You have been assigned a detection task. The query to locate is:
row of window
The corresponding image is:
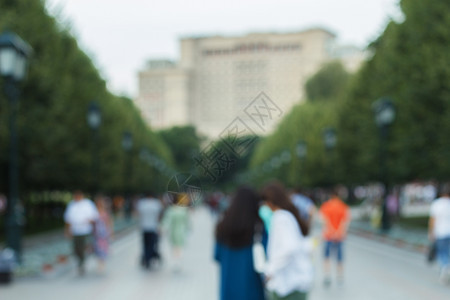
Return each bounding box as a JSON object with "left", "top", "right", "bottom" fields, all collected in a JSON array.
[{"left": 202, "top": 43, "right": 301, "bottom": 56}]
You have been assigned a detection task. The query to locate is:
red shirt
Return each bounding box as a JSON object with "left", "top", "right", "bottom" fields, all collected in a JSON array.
[{"left": 320, "top": 197, "right": 350, "bottom": 241}]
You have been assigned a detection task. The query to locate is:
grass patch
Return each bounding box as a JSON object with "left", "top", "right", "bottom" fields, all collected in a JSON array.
[{"left": 396, "top": 216, "right": 429, "bottom": 230}]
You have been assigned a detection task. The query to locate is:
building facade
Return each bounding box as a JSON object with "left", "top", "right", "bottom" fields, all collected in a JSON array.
[{"left": 137, "top": 28, "right": 364, "bottom": 137}]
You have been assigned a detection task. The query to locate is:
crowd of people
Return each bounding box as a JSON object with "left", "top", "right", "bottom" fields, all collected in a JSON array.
[
  {"left": 61, "top": 179, "right": 450, "bottom": 299},
  {"left": 63, "top": 190, "right": 191, "bottom": 275},
  {"left": 214, "top": 181, "right": 350, "bottom": 300}
]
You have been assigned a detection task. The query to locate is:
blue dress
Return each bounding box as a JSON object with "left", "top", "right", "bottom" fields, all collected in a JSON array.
[{"left": 214, "top": 242, "right": 266, "bottom": 300}]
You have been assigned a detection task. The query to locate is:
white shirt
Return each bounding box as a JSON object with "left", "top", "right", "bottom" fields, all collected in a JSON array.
[
  {"left": 430, "top": 197, "right": 450, "bottom": 239},
  {"left": 265, "top": 210, "right": 313, "bottom": 296},
  {"left": 64, "top": 199, "right": 99, "bottom": 236},
  {"left": 137, "top": 198, "right": 163, "bottom": 232}
]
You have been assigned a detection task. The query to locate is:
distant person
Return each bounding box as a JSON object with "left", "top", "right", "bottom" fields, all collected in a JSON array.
[
  {"left": 93, "top": 195, "right": 114, "bottom": 273},
  {"left": 137, "top": 192, "right": 163, "bottom": 269},
  {"left": 64, "top": 190, "right": 99, "bottom": 275},
  {"left": 291, "top": 188, "right": 316, "bottom": 232},
  {"left": 162, "top": 193, "right": 190, "bottom": 271},
  {"left": 319, "top": 189, "right": 350, "bottom": 287},
  {"left": 259, "top": 203, "right": 273, "bottom": 234},
  {"left": 208, "top": 192, "right": 221, "bottom": 217},
  {"left": 0, "top": 194, "right": 6, "bottom": 215},
  {"left": 215, "top": 186, "right": 266, "bottom": 300},
  {"left": 428, "top": 186, "right": 450, "bottom": 284},
  {"left": 262, "top": 182, "right": 313, "bottom": 300}
]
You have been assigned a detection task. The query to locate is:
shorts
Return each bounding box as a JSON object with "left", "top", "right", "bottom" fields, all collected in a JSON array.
[{"left": 324, "top": 240, "right": 343, "bottom": 262}]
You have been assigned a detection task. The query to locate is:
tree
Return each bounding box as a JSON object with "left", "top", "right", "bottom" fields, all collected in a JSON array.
[
  {"left": 0, "top": 0, "right": 173, "bottom": 195},
  {"left": 158, "top": 126, "right": 204, "bottom": 173},
  {"left": 336, "top": 0, "right": 450, "bottom": 184},
  {"left": 305, "top": 61, "right": 350, "bottom": 102}
]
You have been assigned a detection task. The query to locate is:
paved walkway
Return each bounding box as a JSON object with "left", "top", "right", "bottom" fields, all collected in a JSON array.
[
  {"left": 1, "top": 207, "right": 218, "bottom": 300},
  {"left": 348, "top": 206, "right": 429, "bottom": 253},
  {"left": 12, "top": 217, "right": 138, "bottom": 277},
  {"left": 349, "top": 220, "right": 429, "bottom": 252},
  {"left": 3, "top": 207, "right": 448, "bottom": 300}
]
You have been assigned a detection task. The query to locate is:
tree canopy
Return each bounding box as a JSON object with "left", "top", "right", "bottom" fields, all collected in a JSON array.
[
  {"left": 248, "top": 0, "right": 450, "bottom": 188},
  {"left": 0, "top": 0, "right": 173, "bottom": 195}
]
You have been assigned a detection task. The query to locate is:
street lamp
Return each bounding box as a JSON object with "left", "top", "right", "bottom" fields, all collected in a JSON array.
[
  {"left": 281, "top": 150, "right": 292, "bottom": 164},
  {"left": 296, "top": 140, "right": 307, "bottom": 159},
  {"left": 372, "top": 97, "right": 396, "bottom": 232},
  {"left": 122, "top": 131, "right": 133, "bottom": 220},
  {"left": 122, "top": 131, "right": 133, "bottom": 152},
  {"left": 323, "top": 128, "right": 337, "bottom": 150},
  {"left": 87, "top": 101, "right": 101, "bottom": 194},
  {"left": 296, "top": 140, "right": 307, "bottom": 185},
  {"left": 139, "top": 147, "right": 150, "bottom": 162},
  {"left": 323, "top": 128, "right": 337, "bottom": 186},
  {"left": 0, "top": 31, "right": 32, "bottom": 263}
]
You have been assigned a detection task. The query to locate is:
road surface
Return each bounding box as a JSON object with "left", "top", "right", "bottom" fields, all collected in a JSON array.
[{"left": 1, "top": 207, "right": 449, "bottom": 299}]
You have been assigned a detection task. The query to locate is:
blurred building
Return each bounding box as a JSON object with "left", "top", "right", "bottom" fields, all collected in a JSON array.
[
  {"left": 136, "top": 60, "right": 190, "bottom": 128},
  {"left": 137, "top": 28, "right": 365, "bottom": 137}
]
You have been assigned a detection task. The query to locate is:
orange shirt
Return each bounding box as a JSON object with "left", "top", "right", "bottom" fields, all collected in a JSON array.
[{"left": 320, "top": 197, "right": 350, "bottom": 241}]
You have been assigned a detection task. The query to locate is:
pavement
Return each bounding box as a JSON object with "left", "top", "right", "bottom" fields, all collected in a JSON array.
[
  {"left": 8, "top": 206, "right": 431, "bottom": 279},
  {"left": 348, "top": 207, "right": 429, "bottom": 253},
  {"left": 2, "top": 207, "right": 449, "bottom": 300},
  {"left": 10, "top": 216, "right": 138, "bottom": 278},
  {"left": 1, "top": 207, "right": 218, "bottom": 300},
  {"left": 349, "top": 220, "right": 429, "bottom": 253}
]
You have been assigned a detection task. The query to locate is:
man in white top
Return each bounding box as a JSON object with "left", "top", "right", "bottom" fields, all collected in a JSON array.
[
  {"left": 429, "top": 185, "right": 450, "bottom": 284},
  {"left": 137, "top": 192, "right": 163, "bottom": 269},
  {"left": 64, "top": 190, "right": 99, "bottom": 275}
]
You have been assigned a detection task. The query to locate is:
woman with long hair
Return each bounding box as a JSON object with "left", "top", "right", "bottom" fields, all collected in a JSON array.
[
  {"left": 262, "top": 181, "right": 313, "bottom": 300},
  {"left": 214, "top": 186, "right": 266, "bottom": 300}
]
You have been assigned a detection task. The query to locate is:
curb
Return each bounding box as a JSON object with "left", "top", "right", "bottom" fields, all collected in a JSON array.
[
  {"left": 13, "top": 221, "right": 138, "bottom": 280},
  {"left": 349, "top": 227, "right": 428, "bottom": 254}
]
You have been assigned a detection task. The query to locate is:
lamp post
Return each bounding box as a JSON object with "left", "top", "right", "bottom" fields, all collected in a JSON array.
[
  {"left": 296, "top": 140, "right": 307, "bottom": 160},
  {"left": 372, "top": 97, "right": 396, "bottom": 232},
  {"left": 296, "top": 140, "right": 307, "bottom": 185},
  {"left": 323, "top": 127, "right": 337, "bottom": 186},
  {"left": 87, "top": 101, "right": 101, "bottom": 195},
  {"left": 0, "top": 32, "right": 32, "bottom": 262},
  {"left": 122, "top": 131, "right": 133, "bottom": 220},
  {"left": 281, "top": 150, "right": 292, "bottom": 164}
]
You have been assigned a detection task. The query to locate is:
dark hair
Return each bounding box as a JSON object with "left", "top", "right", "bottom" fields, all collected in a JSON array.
[
  {"left": 262, "top": 181, "right": 309, "bottom": 236},
  {"left": 146, "top": 191, "right": 156, "bottom": 198},
  {"left": 215, "top": 186, "right": 262, "bottom": 248},
  {"left": 440, "top": 184, "right": 450, "bottom": 197},
  {"left": 329, "top": 187, "right": 339, "bottom": 198}
]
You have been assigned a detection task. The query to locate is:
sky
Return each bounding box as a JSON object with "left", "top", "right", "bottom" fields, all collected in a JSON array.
[{"left": 46, "top": 0, "right": 401, "bottom": 98}]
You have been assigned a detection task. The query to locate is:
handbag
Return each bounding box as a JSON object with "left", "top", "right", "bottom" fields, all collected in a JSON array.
[
  {"left": 427, "top": 241, "right": 437, "bottom": 264},
  {"left": 253, "top": 224, "right": 266, "bottom": 274}
]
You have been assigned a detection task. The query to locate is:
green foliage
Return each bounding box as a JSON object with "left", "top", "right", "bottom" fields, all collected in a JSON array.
[
  {"left": 250, "top": 0, "right": 450, "bottom": 188},
  {"left": 0, "top": 0, "right": 173, "bottom": 196},
  {"left": 337, "top": 0, "right": 450, "bottom": 184},
  {"left": 209, "top": 135, "right": 260, "bottom": 191},
  {"left": 305, "top": 61, "right": 350, "bottom": 102},
  {"left": 158, "top": 126, "right": 203, "bottom": 173},
  {"left": 250, "top": 101, "right": 338, "bottom": 187}
]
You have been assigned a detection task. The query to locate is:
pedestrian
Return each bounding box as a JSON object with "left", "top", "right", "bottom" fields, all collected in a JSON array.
[
  {"left": 428, "top": 185, "right": 450, "bottom": 284},
  {"left": 319, "top": 188, "right": 350, "bottom": 287},
  {"left": 214, "top": 186, "right": 266, "bottom": 300},
  {"left": 290, "top": 187, "right": 316, "bottom": 232},
  {"left": 136, "top": 192, "right": 163, "bottom": 269},
  {"left": 162, "top": 193, "right": 190, "bottom": 271},
  {"left": 262, "top": 181, "right": 313, "bottom": 300},
  {"left": 259, "top": 203, "right": 273, "bottom": 234},
  {"left": 93, "top": 195, "right": 114, "bottom": 273},
  {"left": 64, "top": 190, "right": 99, "bottom": 275}
]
